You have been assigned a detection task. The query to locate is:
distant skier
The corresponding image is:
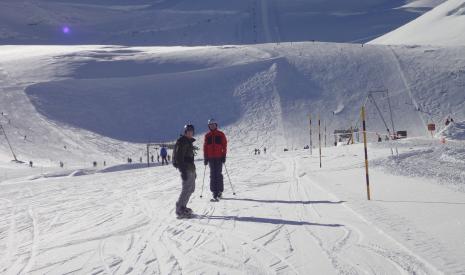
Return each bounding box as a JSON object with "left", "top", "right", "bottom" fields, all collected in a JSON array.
[
  {"left": 160, "top": 146, "right": 168, "bottom": 165},
  {"left": 446, "top": 117, "right": 455, "bottom": 126},
  {"left": 203, "top": 119, "right": 227, "bottom": 201},
  {"left": 263, "top": 147, "right": 267, "bottom": 154},
  {"left": 29, "top": 161, "right": 33, "bottom": 167},
  {"left": 173, "top": 124, "right": 196, "bottom": 218}
]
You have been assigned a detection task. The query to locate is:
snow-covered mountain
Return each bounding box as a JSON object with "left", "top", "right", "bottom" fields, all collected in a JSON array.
[
  {"left": 0, "top": 0, "right": 439, "bottom": 45},
  {"left": 371, "top": 0, "right": 465, "bottom": 46}
]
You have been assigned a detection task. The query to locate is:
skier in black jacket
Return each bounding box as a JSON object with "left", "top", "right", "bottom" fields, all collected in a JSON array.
[{"left": 173, "top": 124, "right": 196, "bottom": 218}]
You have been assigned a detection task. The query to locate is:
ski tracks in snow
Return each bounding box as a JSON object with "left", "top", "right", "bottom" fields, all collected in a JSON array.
[
  {"left": 256, "top": 154, "right": 438, "bottom": 275},
  {"left": 290, "top": 155, "right": 440, "bottom": 274},
  {"left": 0, "top": 151, "right": 444, "bottom": 274}
]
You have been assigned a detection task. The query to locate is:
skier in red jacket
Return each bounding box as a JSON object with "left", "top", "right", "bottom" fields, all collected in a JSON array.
[{"left": 203, "top": 119, "right": 227, "bottom": 201}]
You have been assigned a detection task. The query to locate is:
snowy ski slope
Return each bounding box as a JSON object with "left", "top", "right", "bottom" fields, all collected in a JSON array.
[
  {"left": 1, "top": 43, "right": 465, "bottom": 163},
  {"left": 1, "top": 139, "right": 465, "bottom": 274}
]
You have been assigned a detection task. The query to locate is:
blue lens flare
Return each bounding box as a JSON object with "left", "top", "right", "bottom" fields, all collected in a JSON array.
[{"left": 62, "top": 26, "right": 70, "bottom": 34}]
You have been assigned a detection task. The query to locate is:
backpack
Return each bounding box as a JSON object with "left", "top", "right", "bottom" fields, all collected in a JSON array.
[{"left": 172, "top": 139, "right": 181, "bottom": 168}]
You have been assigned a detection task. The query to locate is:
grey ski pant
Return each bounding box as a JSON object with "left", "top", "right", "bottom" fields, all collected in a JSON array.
[{"left": 176, "top": 170, "right": 196, "bottom": 209}]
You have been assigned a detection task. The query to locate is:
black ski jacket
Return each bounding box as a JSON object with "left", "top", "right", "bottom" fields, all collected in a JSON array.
[{"left": 175, "top": 136, "right": 196, "bottom": 172}]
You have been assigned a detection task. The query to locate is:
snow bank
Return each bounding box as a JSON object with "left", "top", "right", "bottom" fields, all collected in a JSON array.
[
  {"left": 373, "top": 138, "right": 465, "bottom": 192},
  {"left": 437, "top": 121, "right": 465, "bottom": 140}
]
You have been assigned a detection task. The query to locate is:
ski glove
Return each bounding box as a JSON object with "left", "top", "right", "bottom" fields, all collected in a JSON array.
[
  {"left": 181, "top": 170, "right": 188, "bottom": 181},
  {"left": 204, "top": 159, "right": 209, "bottom": 166},
  {"left": 221, "top": 156, "right": 226, "bottom": 163}
]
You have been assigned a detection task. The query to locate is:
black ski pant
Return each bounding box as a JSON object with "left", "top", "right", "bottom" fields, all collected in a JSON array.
[
  {"left": 209, "top": 158, "right": 224, "bottom": 195},
  {"left": 162, "top": 156, "right": 168, "bottom": 165}
]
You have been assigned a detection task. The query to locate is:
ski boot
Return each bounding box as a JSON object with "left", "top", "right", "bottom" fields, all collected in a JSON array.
[{"left": 176, "top": 206, "right": 194, "bottom": 219}]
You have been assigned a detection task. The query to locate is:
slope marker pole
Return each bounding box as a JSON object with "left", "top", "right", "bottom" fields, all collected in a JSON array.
[
  {"left": 200, "top": 165, "right": 207, "bottom": 198},
  {"left": 361, "top": 106, "right": 371, "bottom": 200}
]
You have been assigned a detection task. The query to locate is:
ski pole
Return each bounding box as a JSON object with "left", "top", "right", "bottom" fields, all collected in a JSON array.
[
  {"left": 200, "top": 165, "right": 207, "bottom": 198},
  {"left": 223, "top": 163, "right": 236, "bottom": 195}
]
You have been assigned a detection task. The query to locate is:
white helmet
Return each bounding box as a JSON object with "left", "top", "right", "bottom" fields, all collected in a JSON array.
[{"left": 208, "top": 118, "right": 217, "bottom": 126}]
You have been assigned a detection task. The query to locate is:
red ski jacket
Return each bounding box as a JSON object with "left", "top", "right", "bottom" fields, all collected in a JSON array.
[{"left": 204, "top": 129, "right": 227, "bottom": 159}]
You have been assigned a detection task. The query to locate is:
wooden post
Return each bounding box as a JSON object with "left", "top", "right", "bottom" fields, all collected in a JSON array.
[
  {"left": 146, "top": 144, "right": 150, "bottom": 167},
  {"left": 309, "top": 115, "right": 313, "bottom": 155},
  {"left": 361, "top": 107, "right": 371, "bottom": 200},
  {"left": 318, "top": 116, "right": 322, "bottom": 168}
]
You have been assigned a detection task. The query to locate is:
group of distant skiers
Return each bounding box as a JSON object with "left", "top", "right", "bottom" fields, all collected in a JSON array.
[
  {"left": 173, "top": 119, "right": 228, "bottom": 218},
  {"left": 253, "top": 147, "right": 266, "bottom": 155},
  {"left": 125, "top": 146, "right": 171, "bottom": 166}
]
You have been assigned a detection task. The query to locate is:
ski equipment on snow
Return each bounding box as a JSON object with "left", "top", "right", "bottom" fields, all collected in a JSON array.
[
  {"left": 200, "top": 165, "right": 207, "bottom": 198},
  {"left": 224, "top": 163, "right": 236, "bottom": 195}
]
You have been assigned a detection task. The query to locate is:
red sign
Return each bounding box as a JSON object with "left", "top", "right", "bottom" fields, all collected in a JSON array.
[{"left": 427, "top": 123, "right": 436, "bottom": 131}]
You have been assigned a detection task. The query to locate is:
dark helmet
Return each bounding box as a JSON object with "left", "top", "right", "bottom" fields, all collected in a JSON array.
[{"left": 184, "top": 124, "right": 195, "bottom": 134}]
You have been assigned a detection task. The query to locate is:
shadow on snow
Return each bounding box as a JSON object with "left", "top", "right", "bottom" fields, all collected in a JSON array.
[
  {"left": 194, "top": 215, "right": 344, "bottom": 227},
  {"left": 221, "top": 197, "right": 346, "bottom": 205}
]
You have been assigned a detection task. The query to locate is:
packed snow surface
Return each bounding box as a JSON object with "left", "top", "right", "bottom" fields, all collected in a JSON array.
[{"left": 1, "top": 141, "right": 465, "bottom": 274}]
